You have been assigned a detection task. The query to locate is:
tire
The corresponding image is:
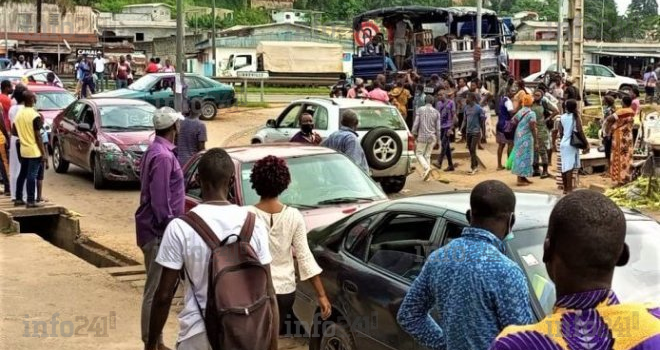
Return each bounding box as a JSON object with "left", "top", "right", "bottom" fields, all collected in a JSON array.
[
  {"left": 620, "top": 85, "right": 633, "bottom": 95},
  {"left": 319, "top": 321, "right": 355, "bottom": 350},
  {"left": 52, "top": 141, "right": 69, "bottom": 174},
  {"left": 199, "top": 101, "right": 218, "bottom": 121},
  {"left": 92, "top": 156, "right": 107, "bottom": 190},
  {"left": 380, "top": 176, "right": 406, "bottom": 194},
  {"left": 251, "top": 139, "right": 262, "bottom": 144},
  {"left": 361, "top": 127, "right": 403, "bottom": 171}
]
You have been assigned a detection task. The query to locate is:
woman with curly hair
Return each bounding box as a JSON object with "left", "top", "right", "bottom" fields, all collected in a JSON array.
[{"left": 248, "top": 155, "right": 331, "bottom": 337}]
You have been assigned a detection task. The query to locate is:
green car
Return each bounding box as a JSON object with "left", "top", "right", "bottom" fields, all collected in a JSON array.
[{"left": 93, "top": 73, "right": 236, "bottom": 120}]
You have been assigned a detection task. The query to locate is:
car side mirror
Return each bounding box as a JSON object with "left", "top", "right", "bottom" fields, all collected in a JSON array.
[
  {"left": 77, "top": 123, "right": 92, "bottom": 133},
  {"left": 266, "top": 119, "right": 277, "bottom": 128}
]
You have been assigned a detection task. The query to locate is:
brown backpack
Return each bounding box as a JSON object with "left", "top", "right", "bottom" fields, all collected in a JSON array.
[{"left": 180, "top": 211, "right": 274, "bottom": 350}]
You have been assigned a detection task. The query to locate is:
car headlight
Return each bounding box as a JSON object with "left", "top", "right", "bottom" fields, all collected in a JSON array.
[{"left": 99, "top": 142, "right": 122, "bottom": 153}]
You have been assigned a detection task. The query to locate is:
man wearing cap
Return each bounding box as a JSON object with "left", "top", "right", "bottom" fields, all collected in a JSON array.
[{"left": 135, "top": 107, "right": 185, "bottom": 350}]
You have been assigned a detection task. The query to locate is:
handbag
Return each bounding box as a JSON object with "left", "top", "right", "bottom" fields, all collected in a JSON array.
[{"left": 569, "top": 117, "right": 586, "bottom": 149}]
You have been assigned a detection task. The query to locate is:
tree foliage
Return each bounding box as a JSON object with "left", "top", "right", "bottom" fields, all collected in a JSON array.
[{"left": 186, "top": 8, "right": 271, "bottom": 29}]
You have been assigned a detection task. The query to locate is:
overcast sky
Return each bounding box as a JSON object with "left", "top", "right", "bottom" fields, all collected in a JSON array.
[{"left": 613, "top": 0, "right": 660, "bottom": 14}]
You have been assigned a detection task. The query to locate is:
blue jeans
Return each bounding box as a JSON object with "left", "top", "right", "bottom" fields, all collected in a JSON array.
[
  {"left": 15, "top": 157, "right": 41, "bottom": 203},
  {"left": 385, "top": 56, "right": 397, "bottom": 72},
  {"left": 81, "top": 77, "right": 95, "bottom": 98},
  {"left": 437, "top": 127, "right": 454, "bottom": 168},
  {"left": 96, "top": 72, "right": 105, "bottom": 91},
  {"left": 116, "top": 79, "right": 128, "bottom": 89}
]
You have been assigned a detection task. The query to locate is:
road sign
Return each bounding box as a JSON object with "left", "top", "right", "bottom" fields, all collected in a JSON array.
[
  {"left": 237, "top": 71, "right": 270, "bottom": 79},
  {"left": 354, "top": 21, "right": 380, "bottom": 46}
]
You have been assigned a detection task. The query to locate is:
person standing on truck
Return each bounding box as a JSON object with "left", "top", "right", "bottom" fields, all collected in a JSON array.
[
  {"left": 393, "top": 17, "right": 411, "bottom": 71},
  {"left": 365, "top": 33, "right": 397, "bottom": 72}
]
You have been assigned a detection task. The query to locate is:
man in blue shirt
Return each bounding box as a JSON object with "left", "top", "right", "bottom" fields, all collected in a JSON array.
[
  {"left": 321, "top": 110, "right": 369, "bottom": 172},
  {"left": 397, "top": 180, "right": 533, "bottom": 350},
  {"left": 462, "top": 92, "right": 483, "bottom": 175}
]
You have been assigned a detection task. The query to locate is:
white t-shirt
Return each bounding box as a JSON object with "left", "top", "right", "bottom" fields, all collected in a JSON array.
[
  {"left": 156, "top": 204, "right": 272, "bottom": 342},
  {"left": 93, "top": 57, "right": 106, "bottom": 73},
  {"left": 503, "top": 97, "right": 514, "bottom": 112},
  {"left": 395, "top": 20, "right": 408, "bottom": 40}
]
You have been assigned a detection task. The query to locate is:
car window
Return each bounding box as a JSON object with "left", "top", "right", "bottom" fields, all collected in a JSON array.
[
  {"left": 595, "top": 66, "right": 615, "bottom": 77},
  {"left": 442, "top": 221, "right": 466, "bottom": 246},
  {"left": 64, "top": 102, "right": 85, "bottom": 121},
  {"left": 78, "top": 105, "right": 95, "bottom": 128},
  {"left": 584, "top": 65, "right": 596, "bottom": 76},
  {"left": 303, "top": 104, "right": 329, "bottom": 130},
  {"left": 345, "top": 216, "right": 376, "bottom": 257},
  {"left": 346, "top": 107, "right": 406, "bottom": 130},
  {"left": 186, "top": 156, "right": 237, "bottom": 203},
  {"left": 186, "top": 77, "right": 202, "bottom": 90},
  {"left": 32, "top": 73, "right": 48, "bottom": 83},
  {"left": 360, "top": 213, "right": 437, "bottom": 281},
  {"left": 129, "top": 74, "right": 159, "bottom": 91},
  {"left": 99, "top": 105, "right": 154, "bottom": 131},
  {"left": 36, "top": 92, "right": 76, "bottom": 110},
  {"left": 278, "top": 104, "right": 302, "bottom": 128}
]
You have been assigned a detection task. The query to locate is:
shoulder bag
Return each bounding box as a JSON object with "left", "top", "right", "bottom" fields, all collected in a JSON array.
[{"left": 569, "top": 115, "right": 587, "bottom": 149}]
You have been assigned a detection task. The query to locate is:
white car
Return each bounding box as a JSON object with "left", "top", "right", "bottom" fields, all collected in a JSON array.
[
  {"left": 251, "top": 98, "right": 415, "bottom": 193},
  {"left": 540, "top": 63, "right": 637, "bottom": 94},
  {"left": 643, "top": 112, "right": 660, "bottom": 153}
]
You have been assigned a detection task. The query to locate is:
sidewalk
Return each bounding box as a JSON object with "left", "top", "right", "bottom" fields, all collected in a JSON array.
[{"left": 0, "top": 233, "right": 179, "bottom": 349}]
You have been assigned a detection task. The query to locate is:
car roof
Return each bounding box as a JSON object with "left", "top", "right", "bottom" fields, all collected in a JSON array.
[
  {"left": 27, "top": 84, "right": 68, "bottom": 92},
  {"left": 224, "top": 143, "right": 337, "bottom": 163},
  {"left": 82, "top": 98, "right": 156, "bottom": 107},
  {"left": 0, "top": 68, "right": 53, "bottom": 76},
  {"left": 391, "top": 191, "right": 653, "bottom": 230},
  {"left": 292, "top": 97, "right": 393, "bottom": 109}
]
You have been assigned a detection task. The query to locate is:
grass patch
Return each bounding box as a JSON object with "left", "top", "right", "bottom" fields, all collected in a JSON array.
[
  {"left": 234, "top": 101, "right": 271, "bottom": 108},
  {"left": 241, "top": 86, "right": 329, "bottom": 95}
]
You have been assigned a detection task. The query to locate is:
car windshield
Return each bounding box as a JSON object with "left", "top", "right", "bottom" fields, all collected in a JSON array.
[
  {"left": 128, "top": 75, "right": 159, "bottom": 91},
  {"left": 509, "top": 220, "right": 660, "bottom": 317},
  {"left": 36, "top": 92, "right": 75, "bottom": 110},
  {"left": 240, "top": 153, "right": 386, "bottom": 208},
  {"left": 344, "top": 107, "right": 406, "bottom": 131},
  {"left": 99, "top": 105, "right": 155, "bottom": 131}
]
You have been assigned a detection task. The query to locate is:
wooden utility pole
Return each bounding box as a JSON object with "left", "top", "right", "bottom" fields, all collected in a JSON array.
[
  {"left": 568, "top": 0, "right": 584, "bottom": 111},
  {"left": 212, "top": 0, "right": 217, "bottom": 77}
]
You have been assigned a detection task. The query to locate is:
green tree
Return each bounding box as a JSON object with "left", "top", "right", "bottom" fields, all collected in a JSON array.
[
  {"left": 584, "top": 0, "right": 620, "bottom": 41},
  {"left": 507, "top": 0, "right": 559, "bottom": 20}
]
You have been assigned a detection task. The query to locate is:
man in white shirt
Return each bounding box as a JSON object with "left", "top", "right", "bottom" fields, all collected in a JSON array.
[
  {"left": 146, "top": 147, "right": 276, "bottom": 350},
  {"left": 93, "top": 53, "right": 107, "bottom": 92},
  {"left": 393, "top": 17, "right": 410, "bottom": 70}
]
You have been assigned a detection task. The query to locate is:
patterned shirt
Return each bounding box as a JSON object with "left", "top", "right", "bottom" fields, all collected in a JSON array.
[
  {"left": 436, "top": 99, "right": 455, "bottom": 130},
  {"left": 321, "top": 126, "right": 369, "bottom": 172},
  {"left": 176, "top": 118, "right": 207, "bottom": 167},
  {"left": 412, "top": 104, "right": 440, "bottom": 143},
  {"left": 397, "top": 227, "right": 534, "bottom": 350},
  {"left": 491, "top": 290, "right": 660, "bottom": 349}
]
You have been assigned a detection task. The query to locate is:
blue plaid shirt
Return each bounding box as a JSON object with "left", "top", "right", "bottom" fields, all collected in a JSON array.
[
  {"left": 397, "top": 227, "right": 533, "bottom": 350},
  {"left": 321, "top": 126, "right": 369, "bottom": 172}
]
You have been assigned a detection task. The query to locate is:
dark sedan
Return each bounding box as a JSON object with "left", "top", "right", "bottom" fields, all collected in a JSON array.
[
  {"left": 92, "top": 73, "right": 235, "bottom": 120},
  {"left": 293, "top": 192, "right": 660, "bottom": 350}
]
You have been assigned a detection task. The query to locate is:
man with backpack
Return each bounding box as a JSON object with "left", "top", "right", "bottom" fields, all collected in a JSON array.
[{"left": 146, "top": 148, "right": 277, "bottom": 350}]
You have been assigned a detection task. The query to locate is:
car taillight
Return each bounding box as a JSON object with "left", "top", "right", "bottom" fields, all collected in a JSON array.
[{"left": 407, "top": 132, "right": 415, "bottom": 151}]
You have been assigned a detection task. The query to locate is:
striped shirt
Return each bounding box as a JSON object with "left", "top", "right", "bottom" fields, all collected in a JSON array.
[{"left": 412, "top": 104, "right": 440, "bottom": 143}]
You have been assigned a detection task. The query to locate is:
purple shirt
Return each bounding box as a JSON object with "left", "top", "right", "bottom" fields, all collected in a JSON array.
[
  {"left": 436, "top": 99, "right": 455, "bottom": 130},
  {"left": 135, "top": 136, "right": 185, "bottom": 247},
  {"left": 176, "top": 118, "right": 207, "bottom": 167}
]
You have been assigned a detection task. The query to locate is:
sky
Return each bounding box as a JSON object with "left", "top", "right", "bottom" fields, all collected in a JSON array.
[{"left": 613, "top": 0, "right": 660, "bottom": 14}]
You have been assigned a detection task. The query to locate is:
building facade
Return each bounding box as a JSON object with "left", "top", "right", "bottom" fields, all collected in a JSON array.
[{"left": 97, "top": 4, "right": 180, "bottom": 43}]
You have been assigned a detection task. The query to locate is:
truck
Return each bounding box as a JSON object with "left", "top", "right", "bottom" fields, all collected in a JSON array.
[
  {"left": 351, "top": 6, "right": 514, "bottom": 84},
  {"left": 220, "top": 41, "right": 348, "bottom": 78}
]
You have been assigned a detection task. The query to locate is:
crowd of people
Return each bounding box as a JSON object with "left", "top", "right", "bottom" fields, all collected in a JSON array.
[{"left": 0, "top": 82, "right": 49, "bottom": 208}]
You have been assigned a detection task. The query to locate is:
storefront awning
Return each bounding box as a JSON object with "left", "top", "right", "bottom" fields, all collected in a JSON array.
[
  {"left": 593, "top": 51, "right": 660, "bottom": 58},
  {"left": 16, "top": 46, "right": 72, "bottom": 54}
]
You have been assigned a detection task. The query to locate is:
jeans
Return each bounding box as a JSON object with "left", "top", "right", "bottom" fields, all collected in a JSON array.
[
  {"left": 81, "top": 77, "right": 95, "bottom": 98},
  {"left": 116, "top": 79, "right": 128, "bottom": 89},
  {"left": 415, "top": 138, "right": 435, "bottom": 173},
  {"left": 438, "top": 128, "right": 454, "bottom": 168},
  {"left": 141, "top": 238, "right": 164, "bottom": 345},
  {"left": 467, "top": 133, "right": 480, "bottom": 170},
  {"left": 15, "top": 157, "right": 41, "bottom": 203},
  {"left": 385, "top": 56, "right": 397, "bottom": 72},
  {"left": 95, "top": 72, "right": 105, "bottom": 91}
]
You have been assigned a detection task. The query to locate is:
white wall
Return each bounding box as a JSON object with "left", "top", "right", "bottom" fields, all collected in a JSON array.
[
  {"left": 271, "top": 11, "right": 307, "bottom": 24},
  {"left": 508, "top": 50, "right": 556, "bottom": 71}
]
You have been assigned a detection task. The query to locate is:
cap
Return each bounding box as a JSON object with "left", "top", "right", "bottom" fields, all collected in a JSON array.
[{"left": 153, "top": 107, "right": 184, "bottom": 130}]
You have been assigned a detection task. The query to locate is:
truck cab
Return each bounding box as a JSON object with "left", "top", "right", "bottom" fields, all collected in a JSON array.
[
  {"left": 352, "top": 6, "right": 512, "bottom": 81},
  {"left": 222, "top": 53, "right": 258, "bottom": 77}
]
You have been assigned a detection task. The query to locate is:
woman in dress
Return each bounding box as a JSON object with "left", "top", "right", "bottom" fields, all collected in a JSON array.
[
  {"left": 558, "top": 99, "right": 589, "bottom": 194},
  {"left": 608, "top": 96, "right": 635, "bottom": 186},
  {"left": 510, "top": 94, "right": 538, "bottom": 186},
  {"left": 248, "top": 156, "right": 331, "bottom": 337}
]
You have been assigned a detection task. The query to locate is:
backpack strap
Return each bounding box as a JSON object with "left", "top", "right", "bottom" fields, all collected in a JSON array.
[
  {"left": 239, "top": 212, "right": 256, "bottom": 243},
  {"left": 180, "top": 211, "right": 222, "bottom": 250}
]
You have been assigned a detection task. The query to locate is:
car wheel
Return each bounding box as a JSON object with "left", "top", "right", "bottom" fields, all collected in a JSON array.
[
  {"left": 199, "top": 101, "right": 218, "bottom": 121},
  {"left": 380, "top": 176, "right": 406, "bottom": 194},
  {"left": 319, "top": 321, "right": 355, "bottom": 350},
  {"left": 361, "top": 127, "right": 403, "bottom": 171},
  {"left": 52, "top": 141, "right": 69, "bottom": 174},
  {"left": 92, "top": 156, "right": 107, "bottom": 190},
  {"left": 620, "top": 85, "right": 633, "bottom": 95},
  {"left": 251, "top": 139, "right": 262, "bottom": 144}
]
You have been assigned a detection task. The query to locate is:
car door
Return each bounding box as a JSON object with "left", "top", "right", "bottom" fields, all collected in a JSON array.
[
  {"left": 339, "top": 210, "right": 443, "bottom": 350},
  {"left": 583, "top": 65, "right": 596, "bottom": 92},
  {"left": 595, "top": 65, "right": 618, "bottom": 91},
  {"left": 265, "top": 103, "right": 303, "bottom": 143},
  {"left": 55, "top": 101, "right": 85, "bottom": 164},
  {"left": 144, "top": 77, "right": 175, "bottom": 109},
  {"left": 72, "top": 104, "right": 97, "bottom": 169},
  {"left": 185, "top": 76, "right": 206, "bottom": 100}
]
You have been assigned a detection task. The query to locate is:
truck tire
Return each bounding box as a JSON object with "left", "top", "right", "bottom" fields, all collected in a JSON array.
[{"left": 361, "top": 127, "right": 403, "bottom": 171}]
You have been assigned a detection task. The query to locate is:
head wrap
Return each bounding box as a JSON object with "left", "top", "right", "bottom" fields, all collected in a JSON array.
[{"left": 521, "top": 94, "right": 534, "bottom": 107}]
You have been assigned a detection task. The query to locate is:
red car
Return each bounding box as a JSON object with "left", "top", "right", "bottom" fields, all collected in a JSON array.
[
  {"left": 51, "top": 98, "right": 156, "bottom": 189},
  {"left": 30, "top": 84, "right": 76, "bottom": 144},
  {"left": 183, "top": 144, "right": 389, "bottom": 230}
]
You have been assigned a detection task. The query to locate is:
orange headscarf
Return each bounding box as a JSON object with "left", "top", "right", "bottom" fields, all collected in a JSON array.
[{"left": 521, "top": 94, "right": 534, "bottom": 107}]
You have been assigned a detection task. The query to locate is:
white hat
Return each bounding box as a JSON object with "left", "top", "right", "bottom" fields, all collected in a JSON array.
[{"left": 153, "top": 107, "right": 184, "bottom": 130}]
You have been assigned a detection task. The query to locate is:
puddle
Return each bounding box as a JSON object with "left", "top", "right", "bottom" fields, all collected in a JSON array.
[{"left": 14, "top": 214, "right": 140, "bottom": 268}]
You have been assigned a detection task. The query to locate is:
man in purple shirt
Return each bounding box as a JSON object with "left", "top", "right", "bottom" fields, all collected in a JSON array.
[
  {"left": 435, "top": 90, "right": 455, "bottom": 171},
  {"left": 135, "top": 106, "right": 185, "bottom": 350}
]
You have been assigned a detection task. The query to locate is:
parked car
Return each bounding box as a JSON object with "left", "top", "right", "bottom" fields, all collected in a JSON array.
[
  {"left": 538, "top": 63, "right": 638, "bottom": 94},
  {"left": 251, "top": 98, "right": 416, "bottom": 193},
  {"left": 31, "top": 85, "right": 76, "bottom": 147},
  {"left": 92, "top": 73, "right": 236, "bottom": 121},
  {"left": 0, "top": 58, "right": 10, "bottom": 71},
  {"left": 51, "top": 98, "right": 156, "bottom": 189},
  {"left": 293, "top": 191, "right": 660, "bottom": 350},
  {"left": 182, "top": 143, "right": 389, "bottom": 230},
  {"left": 0, "top": 68, "right": 64, "bottom": 87}
]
